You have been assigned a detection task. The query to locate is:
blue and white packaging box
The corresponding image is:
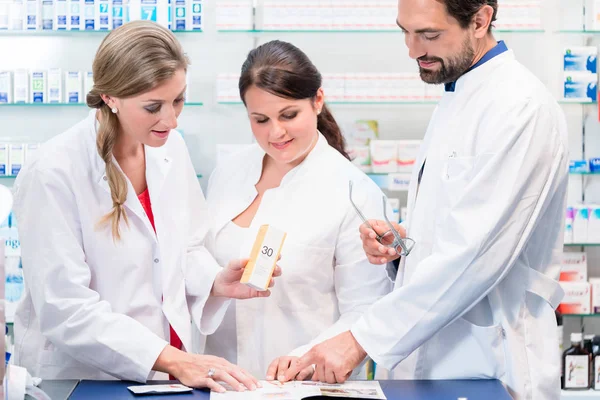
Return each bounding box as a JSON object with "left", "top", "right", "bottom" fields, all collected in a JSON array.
[
  {"left": 30, "top": 70, "right": 47, "bottom": 103},
  {"left": 570, "top": 160, "right": 588, "bottom": 173},
  {"left": 564, "top": 47, "right": 598, "bottom": 74},
  {"left": 13, "top": 69, "right": 28, "bottom": 103},
  {"left": 54, "top": 0, "right": 67, "bottom": 29},
  {"left": 9, "top": 0, "right": 24, "bottom": 30},
  {"left": 0, "top": 71, "right": 12, "bottom": 103},
  {"left": 68, "top": 0, "right": 83, "bottom": 29},
  {"left": 564, "top": 72, "right": 598, "bottom": 102},
  {"left": 24, "top": 0, "right": 40, "bottom": 29},
  {"left": 65, "top": 71, "right": 83, "bottom": 103},
  {"left": 41, "top": 0, "right": 53, "bottom": 29},
  {"left": 0, "top": 1, "right": 9, "bottom": 29},
  {"left": 84, "top": 0, "right": 95, "bottom": 29},
  {"left": 95, "top": 0, "right": 111, "bottom": 30},
  {"left": 112, "top": 0, "right": 127, "bottom": 28},
  {"left": 8, "top": 144, "right": 24, "bottom": 176}
]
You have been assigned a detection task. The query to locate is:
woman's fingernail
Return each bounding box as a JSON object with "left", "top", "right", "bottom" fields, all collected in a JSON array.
[
  {"left": 218, "top": 388, "right": 226, "bottom": 393},
  {"left": 251, "top": 384, "right": 257, "bottom": 390},
  {"left": 257, "top": 382, "right": 263, "bottom": 388},
  {"left": 266, "top": 375, "right": 273, "bottom": 380},
  {"left": 278, "top": 375, "right": 284, "bottom": 381}
]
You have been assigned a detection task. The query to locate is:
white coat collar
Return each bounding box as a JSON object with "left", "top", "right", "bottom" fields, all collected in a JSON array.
[
  {"left": 447, "top": 50, "right": 515, "bottom": 94},
  {"left": 87, "top": 109, "right": 173, "bottom": 239},
  {"left": 245, "top": 131, "right": 329, "bottom": 189}
]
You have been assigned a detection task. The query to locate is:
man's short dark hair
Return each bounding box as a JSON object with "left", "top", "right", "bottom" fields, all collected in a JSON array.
[{"left": 439, "top": 0, "right": 498, "bottom": 31}]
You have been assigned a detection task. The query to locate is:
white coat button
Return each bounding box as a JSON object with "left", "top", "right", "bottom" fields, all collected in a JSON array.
[
  {"left": 102, "top": 176, "right": 107, "bottom": 181},
  {"left": 164, "top": 158, "right": 169, "bottom": 163},
  {"left": 154, "top": 258, "right": 159, "bottom": 263}
]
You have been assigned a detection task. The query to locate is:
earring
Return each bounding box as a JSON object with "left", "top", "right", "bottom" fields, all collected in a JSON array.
[
  {"left": 317, "top": 109, "right": 322, "bottom": 115},
  {"left": 111, "top": 107, "right": 118, "bottom": 114}
]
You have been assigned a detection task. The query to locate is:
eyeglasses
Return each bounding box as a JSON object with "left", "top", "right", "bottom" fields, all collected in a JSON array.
[{"left": 349, "top": 181, "right": 415, "bottom": 257}]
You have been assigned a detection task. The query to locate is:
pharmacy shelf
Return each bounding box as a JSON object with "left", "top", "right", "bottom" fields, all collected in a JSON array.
[
  {"left": 217, "top": 29, "right": 544, "bottom": 34},
  {"left": 559, "top": 100, "right": 597, "bottom": 105},
  {"left": 570, "top": 172, "right": 600, "bottom": 175},
  {"left": 561, "top": 389, "right": 600, "bottom": 398},
  {"left": 559, "top": 30, "right": 600, "bottom": 34},
  {"left": 0, "top": 174, "right": 203, "bottom": 180},
  {"left": 561, "top": 314, "right": 600, "bottom": 318},
  {"left": 0, "top": 29, "right": 202, "bottom": 36},
  {"left": 0, "top": 102, "right": 204, "bottom": 107},
  {"left": 217, "top": 101, "right": 439, "bottom": 105},
  {"left": 564, "top": 243, "right": 600, "bottom": 247}
]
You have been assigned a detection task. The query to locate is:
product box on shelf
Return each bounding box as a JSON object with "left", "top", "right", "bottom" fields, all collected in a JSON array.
[
  {"left": 0, "top": 71, "right": 12, "bottom": 104},
  {"left": 560, "top": 252, "right": 587, "bottom": 282},
  {"left": 558, "top": 281, "right": 592, "bottom": 314}
]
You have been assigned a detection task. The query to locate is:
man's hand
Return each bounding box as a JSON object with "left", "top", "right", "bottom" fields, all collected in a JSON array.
[
  {"left": 283, "top": 331, "right": 367, "bottom": 384},
  {"left": 359, "top": 220, "right": 405, "bottom": 264},
  {"left": 266, "top": 356, "right": 314, "bottom": 382},
  {"left": 211, "top": 258, "right": 282, "bottom": 299}
]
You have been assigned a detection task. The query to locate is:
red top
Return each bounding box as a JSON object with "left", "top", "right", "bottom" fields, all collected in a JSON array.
[{"left": 138, "top": 188, "right": 183, "bottom": 353}]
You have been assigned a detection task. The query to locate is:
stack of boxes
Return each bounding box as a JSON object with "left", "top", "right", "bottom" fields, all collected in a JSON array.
[
  {"left": 0, "top": 69, "right": 92, "bottom": 104},
  {"left": 0, "top": 0, "right": 202, "bottom": 30},
  {"left": 563, "top": 46, "right": 598, "bottom": 103}
]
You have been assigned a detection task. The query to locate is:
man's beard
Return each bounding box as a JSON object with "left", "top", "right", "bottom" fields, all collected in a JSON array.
[{"left": 418, "top": 37, "right": 475, "bottom": 85}]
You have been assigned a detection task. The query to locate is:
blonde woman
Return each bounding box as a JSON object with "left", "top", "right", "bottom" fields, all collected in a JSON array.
[{"left": 12, "top": 21, "right": 274, "bottom": 392}]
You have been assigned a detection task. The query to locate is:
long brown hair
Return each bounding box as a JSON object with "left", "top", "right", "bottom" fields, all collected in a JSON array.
[
  {"left": 239, "top": 40, "right": 349, "bottom": 160},
  {"left": 86, "top": 20, "right": 189, "bottom": 240}
]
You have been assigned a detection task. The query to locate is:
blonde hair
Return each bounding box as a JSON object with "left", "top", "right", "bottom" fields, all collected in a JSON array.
[{"left": 86, "top": 20, "right": 189, "bottom": 240}]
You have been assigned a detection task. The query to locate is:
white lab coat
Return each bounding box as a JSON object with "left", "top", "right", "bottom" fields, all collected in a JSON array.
[
  {"left": 200, "top": 133, "right": 393, "bottom": 378},
  {"left": 12, "top": 110, "right": 229, "bottom": 382},
  {"left": 351, "top": 50, "right": 568, "bottom": 400}
]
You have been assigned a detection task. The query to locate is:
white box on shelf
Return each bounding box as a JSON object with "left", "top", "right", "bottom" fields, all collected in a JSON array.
[
  {"left": 30, "top": 70, "right": 47, "bottom": 103},
  {"left": 588, "top": 204, "right": 600, "bottom": 243},
  {"left": 388, "top": 173, "right": 411, "bottom": 192},
  {"left": 370, "top": 140, "right": 397, "bottom": 173},
  {"left": 129, "top": 0, "right": 170, "bottom": 28},
  {"left": 84, "top": 71, "right": 93, "bottom": 98},
  {"left": 558, "top": 281, "right": 591, "bottom": 314},
  {"left": 95, "top": 0, "right": 111, "bottom": 30},
  {"left": 68, "top": 0, "right": 83, "bottom": 29},
  {"left": 47, "top": 68, "right": 62, "bottom": 103},
  {"left": 322, "top": 73, "right": 345, "bottom": 102},
  {"left": 25, "top": 143, "right": 40, "bottom": 163},
  {"left": 13, "top": 69, "right": 28, "bottom": 103},
  {"left": 216, "top": 0, "right": 253, "bottom": 31},
  {"left": 190, "top": 0, "right": 201, "bottom": 30},
  {"left": 8, "top": 144, "right": 24, "bottom": 176},
  {"left": 0, "top": 71, "right": 12, "bottom": 103},
  {"left": 24, "top": 0, "right": 40, "bottom": 29},
  {"left": 54, "top": 0, "right": 67, "bottom": 28},
  {"left": 563, "top": 71, "right": 598, "bottom": 102},
  {"left": 216, "top": 74, "right": 241, "bottom": 103},
  {"left": 9, "top": 0, "right": 24, "bottom": 30},
  {"left": 565, "top": 206, "right": 575, "bottom": 244},
  {"left": 0, "top": 145, "right": 7, "bottom": 176},
  {"left": 564, "top": 47, "right": 598, "bottom": 74},
  {"left": 65, "top": 71, "right": 83, "bottom": 103},
  {"left": 590, "top": 278, "right": 600, "bottom": 314},
  {"left": 560, "top": 252, "right": 587, "bottom": 282},
  {"left": 387, "top": 197, "right": 400, "bottom": 222},
  {"left": 587, "top": 0, "right": 600, "bottom": 31},
  {"left": 396, "top": 140, "right": 421, "bottom": 173},
  {"left": 41, "top": 0, "right": 53, "bottom": 29},
  {"left": 111, "top": 0, "right": 126, "bottom": 28},
  {"left": 84, "top": 0, "right": 95, "bottom": 29},
  {"left": 347, "top": 145, "right": 370, "bottom": 172},
  {"left": 574, "top": 205, "right": 590, "bottom": 243},
  {"left": 0, "top": 0, "right": 9, "bottom": 29}
]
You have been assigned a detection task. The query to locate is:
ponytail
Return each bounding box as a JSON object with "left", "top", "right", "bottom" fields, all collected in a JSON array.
[
  {"left": 87, "top": 91, "right": 129, "bottom": 241},
  {"left": 317, "top": 104, "right": 349, "bottom": 160}
]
